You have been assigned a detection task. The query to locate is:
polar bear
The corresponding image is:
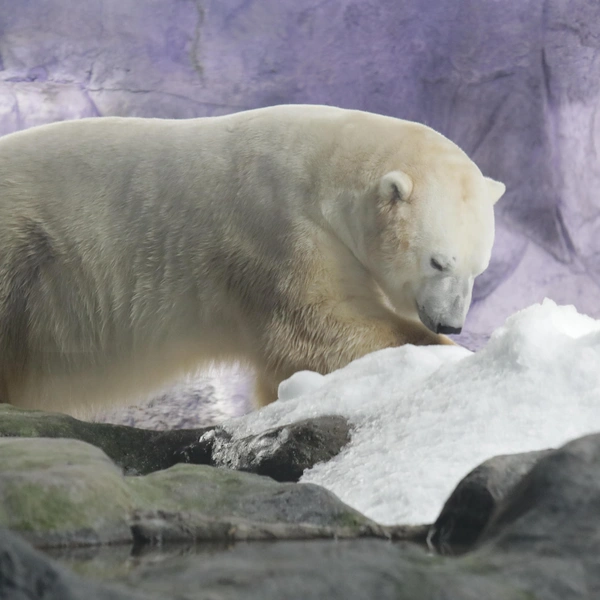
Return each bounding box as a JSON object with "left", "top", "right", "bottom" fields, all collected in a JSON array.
[{"left": 0, "top": 105, "right": 504, "bottom": 414}]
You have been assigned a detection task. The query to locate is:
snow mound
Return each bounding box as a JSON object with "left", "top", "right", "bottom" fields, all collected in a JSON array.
[{"left": 225, "top": 300, "right": 600, "bottom": 525}]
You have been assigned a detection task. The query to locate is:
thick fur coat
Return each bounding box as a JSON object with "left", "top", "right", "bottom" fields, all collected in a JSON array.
[{"left": 0, "top": 105, "right": 504, "bottom": 413}]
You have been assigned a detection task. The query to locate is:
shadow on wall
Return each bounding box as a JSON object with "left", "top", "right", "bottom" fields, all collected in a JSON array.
[{"left": 1, "top": 0, "right": 599, "bottom": 340}]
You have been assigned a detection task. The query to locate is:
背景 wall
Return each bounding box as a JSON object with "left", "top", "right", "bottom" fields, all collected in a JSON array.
[{"left": 1, "top": 0, "right": 600, "bottom": 350}]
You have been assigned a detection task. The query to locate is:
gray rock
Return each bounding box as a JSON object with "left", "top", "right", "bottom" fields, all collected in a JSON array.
[
  {"left": 429, "top": 448, "right": 553, "bottom": 554},
  {"left": 0, "top": 404, "right": 211, "bottom": 476},
  {"left": 180, "top": 415, "right": 352, "bottom": 482},
  {"left": 0, "top": 527, "right": 145, "bottom": 600},
  {"left": 0, "top": 404, "right": 351, "bottom": 484},
  {"left": 479, "top": 434, "right": 600, "bottom": 563},
  {"left": 0, "top": 436, "right": 386, "bottom": 548},
  {"left": 46, "top": 433, "right": 600, "bottom": 600},
  {"left": 5, "top": 432, "right": 600, "bottom": 599}
]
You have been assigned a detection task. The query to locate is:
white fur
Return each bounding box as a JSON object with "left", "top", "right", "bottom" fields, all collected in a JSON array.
[{"left": 0, "top": 105, "right": 504, "bottom": 413}]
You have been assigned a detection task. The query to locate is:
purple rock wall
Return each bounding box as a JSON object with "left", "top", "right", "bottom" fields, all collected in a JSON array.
[{"left": 1, "top": 0, "right": 600, "bottom": 346}]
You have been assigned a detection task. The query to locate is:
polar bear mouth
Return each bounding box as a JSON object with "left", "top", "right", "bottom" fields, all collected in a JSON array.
[
  {"left": 437, "top": 324, "right": 462, "bottom": 335},
  {"left": 417, "top": 304, "right": 462, "bottom": 335}
]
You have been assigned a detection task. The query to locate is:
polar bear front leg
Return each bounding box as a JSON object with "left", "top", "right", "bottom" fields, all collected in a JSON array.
[{"left": 252, "top": 307, "right": 456, "bottom": 407}]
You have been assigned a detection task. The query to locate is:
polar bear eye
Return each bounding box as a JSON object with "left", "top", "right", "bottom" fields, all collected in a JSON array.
[{"left": 430, "top": 257, "right": 445, "bottom": 272}]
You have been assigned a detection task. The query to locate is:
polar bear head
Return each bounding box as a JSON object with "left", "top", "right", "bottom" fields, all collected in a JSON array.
[
  {"left": 375, "top": 163, "right": 505, "bottom": 334},
  {"left": 327, "top": 133, "right": 505, "bottom": 336},
  {"left": 365, "top": 158, "right": 505, "bottom": 335}
]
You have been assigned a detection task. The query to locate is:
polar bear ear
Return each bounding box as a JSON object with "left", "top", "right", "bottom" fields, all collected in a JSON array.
[
  {"left": 379, "top": 171, "right": 414, "bottom": 204},
  {"left": 485, "top": 177, "right": 506, "bottom": 205}
]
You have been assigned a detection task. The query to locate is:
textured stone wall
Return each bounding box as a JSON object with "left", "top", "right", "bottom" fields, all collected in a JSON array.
[{"left": 1, "top": 0, "right": 599, "bottom": 345}]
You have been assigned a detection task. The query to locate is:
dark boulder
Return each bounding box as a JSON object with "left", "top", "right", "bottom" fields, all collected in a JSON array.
[
  {"left": 0, "top": 404, "right": 211, "bottom": 476},
  {"left": 430, "top": 448, "right": 553, "bottom": 554},
  {"left": 178, "top": 415, "right": 352, "bottom": 482}
]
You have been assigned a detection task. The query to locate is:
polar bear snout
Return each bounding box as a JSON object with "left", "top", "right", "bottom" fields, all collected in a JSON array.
[
  {"left": 416, "top": 275, "right": 472, "bottom": 337},
  {"left": 417, "top": 302, "right": 465, "bottom": 335}
]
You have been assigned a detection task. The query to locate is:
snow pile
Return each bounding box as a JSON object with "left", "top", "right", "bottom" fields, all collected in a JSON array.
[{"left": 225, "top": 299, "right": 600, "bottom": 525}]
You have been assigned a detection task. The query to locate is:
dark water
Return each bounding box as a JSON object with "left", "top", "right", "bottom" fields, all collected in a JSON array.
[
  {"left": 46, "top": 540, "right": 239, "bottom": 582},
  {"left": 46, "top": 539, "right": 438, "bottom": 599}
]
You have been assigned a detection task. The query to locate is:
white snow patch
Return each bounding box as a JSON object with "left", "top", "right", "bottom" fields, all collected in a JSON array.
[{"left": 224, "top": 299, "right": 600, "bottom": 525}]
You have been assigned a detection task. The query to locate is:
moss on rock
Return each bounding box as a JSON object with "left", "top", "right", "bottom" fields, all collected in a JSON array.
[
  {"left": 0, "top": 436, "right": 382, "bottom": 548},
  {"left": 0, "top": 403, "right": 212, "bottom": 475}
]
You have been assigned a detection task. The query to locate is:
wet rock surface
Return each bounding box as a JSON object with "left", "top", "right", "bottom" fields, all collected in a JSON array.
[
  {"left": 0, "top": 435, "right": 383, "bottom": 549},
  {"left": 430, "top": 448, "right": 553, "bottom": 554},
  {"left": 0, "top": 405, "right": 351, "bottom": 483},
  {"left": 0, "top": 528, "right": 144, "bottom": 600},
  {"left": 178, "top": 415, "right": 352, "bottom": 482},
  {"left": 4, "top": 431, "right": 600, "bottom": 600},
  {"left": 479, "top": 434, "right": 600, "bottom": 559},
  {"left": 3, "top": 423, "right": 600, "bottom": 598},
  {"left": 0, "top": 404, "right": 211, "bottom": 476}
]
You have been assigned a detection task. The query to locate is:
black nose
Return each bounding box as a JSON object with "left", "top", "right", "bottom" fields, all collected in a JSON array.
[{"left": 437, "top": 324, "right": 462, "bottom": 335}]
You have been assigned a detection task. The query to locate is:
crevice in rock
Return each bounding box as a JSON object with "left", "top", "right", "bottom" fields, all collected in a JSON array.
[{"left": 190, "top": 0, "right": 205, "bottom": 78}]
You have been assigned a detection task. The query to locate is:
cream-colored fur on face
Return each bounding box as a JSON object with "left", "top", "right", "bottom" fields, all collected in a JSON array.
[{"left": 0, "top": 105, "right": 504, "bottom": 414}]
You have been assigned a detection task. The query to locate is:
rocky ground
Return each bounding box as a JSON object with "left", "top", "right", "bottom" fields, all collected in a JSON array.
[{"left": 2, "top": 403, "right": 600, "bottom": 599}]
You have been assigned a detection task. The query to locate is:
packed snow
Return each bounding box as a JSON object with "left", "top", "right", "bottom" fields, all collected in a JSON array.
[{"left": 225, "top": 299, "right": 600, "bottom": 525}]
